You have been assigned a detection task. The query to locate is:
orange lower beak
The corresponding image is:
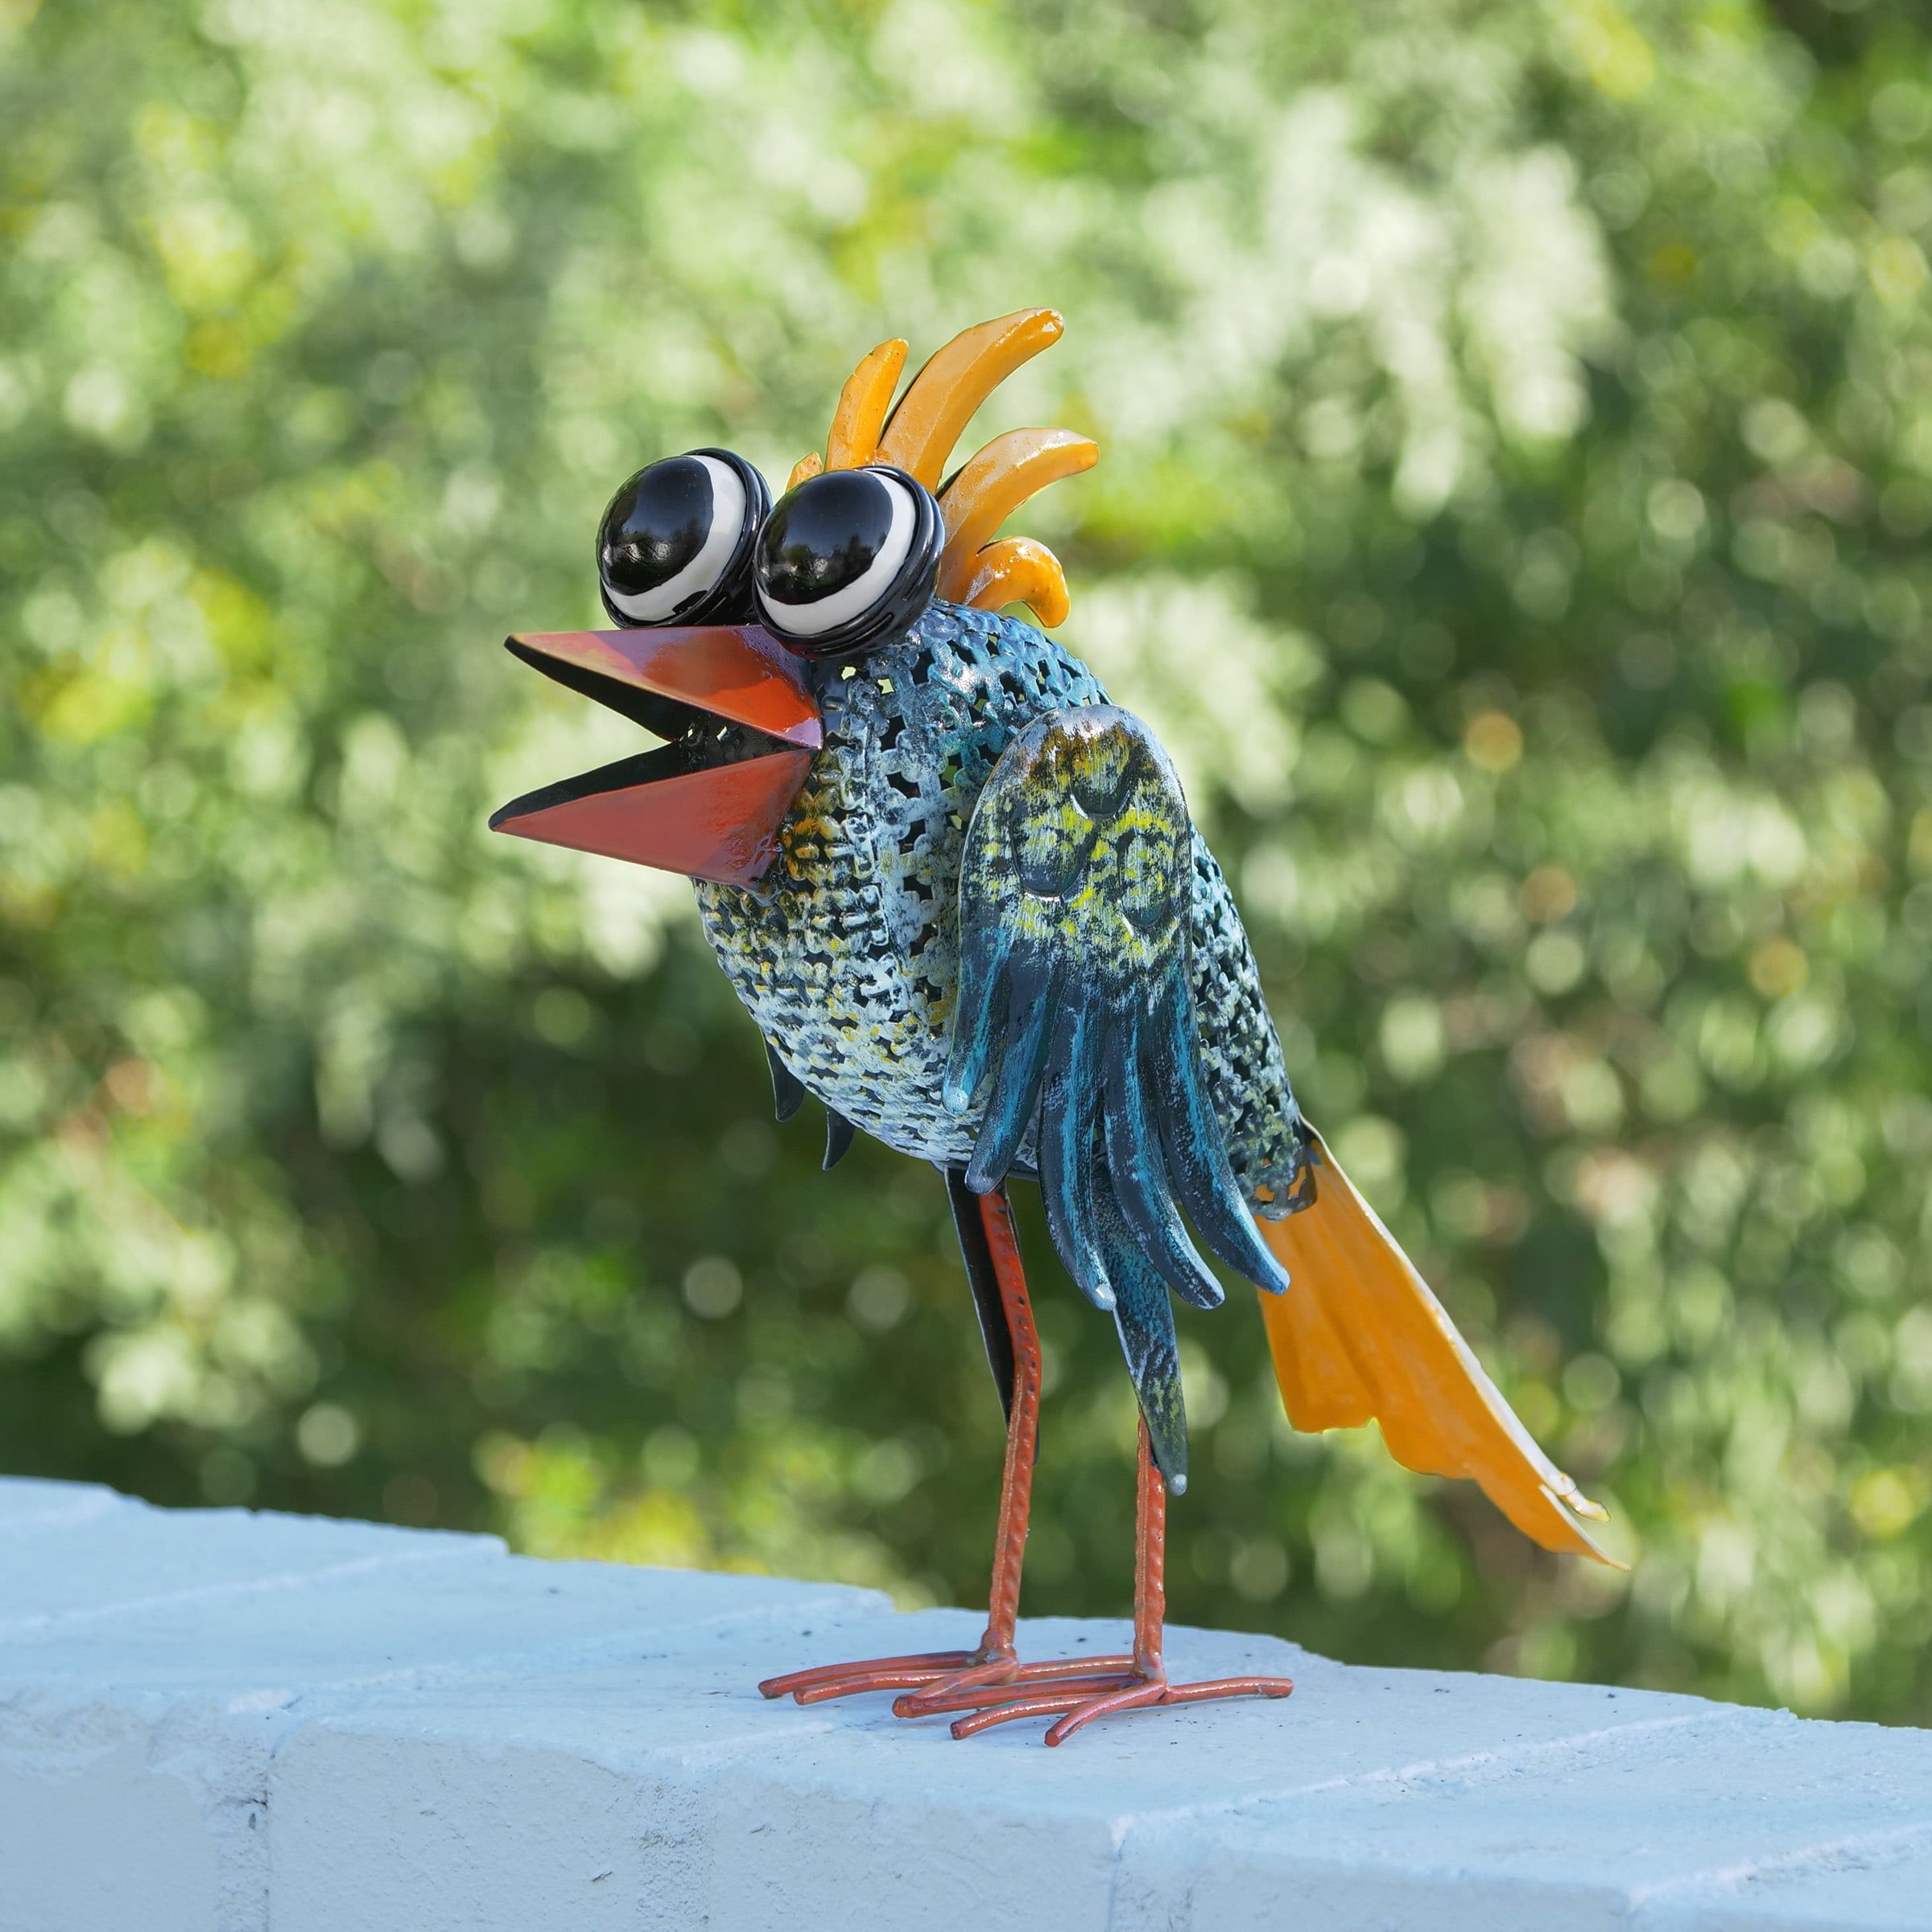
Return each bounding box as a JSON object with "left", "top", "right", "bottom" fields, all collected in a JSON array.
[{"left": 489, "top": 625, "right": 821, "bottom": 887}]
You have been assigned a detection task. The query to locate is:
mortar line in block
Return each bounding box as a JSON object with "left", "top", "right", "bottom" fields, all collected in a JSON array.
[
  {"left": 1089, "top": 1707, "right": 1760, "bottom": 1844},
  {"left": 1286, "top": 1706, "right": 1767, "bottom": 1801},
  {"left": 1626, "top": 1815, "right": 1932, "bottom": 1918}
]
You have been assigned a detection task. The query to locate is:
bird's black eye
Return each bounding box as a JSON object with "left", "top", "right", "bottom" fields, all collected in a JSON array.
[
  {"left": 597, "top": 448, "right": 770, "bottom": 626},
  {"left": 753, "top": 465, "right": 943, "bottom": 658}
]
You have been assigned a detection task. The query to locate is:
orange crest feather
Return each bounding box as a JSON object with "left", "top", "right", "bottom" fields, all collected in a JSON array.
[{"left": 789, "top": 310, "right": 1095, "bottom": 630}]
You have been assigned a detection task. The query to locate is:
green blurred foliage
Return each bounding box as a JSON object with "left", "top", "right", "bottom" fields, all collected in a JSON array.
[{"left": 6, "top": 0, "right": 1932, "bottom": 1720}]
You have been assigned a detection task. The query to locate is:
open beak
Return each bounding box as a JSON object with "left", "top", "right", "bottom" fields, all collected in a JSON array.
[{"left": 489, "top": 625, "right": 821, "bottom": 886}]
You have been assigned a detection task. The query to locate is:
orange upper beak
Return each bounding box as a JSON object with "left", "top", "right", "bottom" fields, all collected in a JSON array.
[{"left": 489, "top": 625, "right": 822, "bottom": 887}]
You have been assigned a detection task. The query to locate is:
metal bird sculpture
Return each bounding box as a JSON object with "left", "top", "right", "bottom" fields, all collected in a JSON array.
[{"left": 491, "top": 311, "right": 1620, "bottom": 1746}]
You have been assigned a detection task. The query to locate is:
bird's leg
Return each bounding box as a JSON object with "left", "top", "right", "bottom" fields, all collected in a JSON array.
[
  {"left": 893, "top": 1187, "right": 1145, "bottom": 1714},
  {"left": 757, "top": 1186, "right": 1042, "bottom": 1707},
  {"left": 906, "top": 1418, "right": 1297, "bottom": 1744},
  {"left": 955, "top": 1183, "right": 1036, "bottom": 1662}
]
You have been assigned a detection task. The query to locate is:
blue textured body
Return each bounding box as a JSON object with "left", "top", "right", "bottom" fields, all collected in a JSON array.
[{"left": 694, "top": 602, "right": 1310, "bottom": 1216}]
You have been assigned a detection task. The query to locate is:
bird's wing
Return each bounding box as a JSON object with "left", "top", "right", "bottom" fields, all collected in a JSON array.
[
  {"left": 945, "top": 705, "right": 1290, "bottom": 1488},
  {"left": 1255, "top": 1127, "right": 1623, "bottom": 1565}
]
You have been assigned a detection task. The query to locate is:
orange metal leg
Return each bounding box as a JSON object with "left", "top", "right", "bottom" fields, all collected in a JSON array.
[
  {"left": 917, "top": 1418, "right": 1297, "bottom": 1745},
  {"left": 761, "top": 1198, "right": 1296, "bottom": 1744},
  {"left": 974, "top": 1186, "right": 1038, "bottom": 1660},
  {"left": 758, "top": 1189, "right": 1042, "bottom": 1707}
]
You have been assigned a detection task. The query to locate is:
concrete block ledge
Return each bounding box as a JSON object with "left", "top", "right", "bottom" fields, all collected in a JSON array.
[{"left": 2, "top": 1476, "right": 1928, "bottom": 1932}]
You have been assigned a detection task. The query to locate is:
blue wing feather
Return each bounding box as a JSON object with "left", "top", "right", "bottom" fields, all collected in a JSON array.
[
  {"left": 1091, "top": 1181, "right": 1189, "bottom": 1490},
  {"left": 1146, "top": 1001, "right": 1293, "bottom": 1294},
  {"left": 1103, "top": 1010, "right": 1225, "bottom": 1311},
  {"left": 962, "top": 957, "right": 1060, "bottom": 1192},
  {"left": 943, "top": 704, "right": 1288, "bottom": 1487},
  {"left": 1037, "top": 998, "right": 1116, "bottom": 1311}
]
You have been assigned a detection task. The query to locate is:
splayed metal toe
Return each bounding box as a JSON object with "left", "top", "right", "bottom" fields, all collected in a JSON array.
[
  {"left": 758, "top": 1648, "right": 989, "bottom": 1706},
  {"left": 912, "top": 1659, "right": 1295, "bottom": 1747},
  {"left": 891, "top": 1420, "right": 1293, "bottom": 1745}
]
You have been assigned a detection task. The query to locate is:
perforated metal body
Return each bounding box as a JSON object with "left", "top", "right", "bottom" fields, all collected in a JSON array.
[{"left": 693, "top": 601, "right": 1310, "bottom": 1212}]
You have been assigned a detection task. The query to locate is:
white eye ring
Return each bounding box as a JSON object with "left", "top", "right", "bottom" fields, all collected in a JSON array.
[
  {"left": 605, "top": 455, "right": 748, "bottom": 624},
  {"left": 756, "top": 471, "right": 914, "bottom": 639}
]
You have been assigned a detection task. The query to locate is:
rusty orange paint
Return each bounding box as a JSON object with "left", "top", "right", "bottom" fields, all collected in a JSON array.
[
  {"left": 936, "top": 428, "right": 1097, "bottom": 595},
  {"left": 958, "top": 536, "right": 1072, "bottom": 627},
  {"left": 824, "top": 338, "right": 909, "bottom": 471},
  {"left": 493, "top": 747, "right": 815, "bottom": 886},
  {"left": 875, "top": 310, "right": 1063, "bottom": 489},
  {"left": 506, "top": 627, "right": 821, "bottom": 749},
  {"left": 1255, "top": 1129, "right": 1621, "bottom": 1565}
]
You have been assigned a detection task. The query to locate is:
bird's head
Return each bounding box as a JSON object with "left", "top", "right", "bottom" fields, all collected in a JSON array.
[{"left": 490, "top": 310, "right": 1096, "bottom": 886}]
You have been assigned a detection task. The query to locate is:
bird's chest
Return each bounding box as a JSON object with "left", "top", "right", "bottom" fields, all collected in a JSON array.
[
  {"left": 693, "top": 611, "right": 1108, "bottom": 1161},
  {"left": 692, "top": 647, "right": 1022, "bottom": 1162}
]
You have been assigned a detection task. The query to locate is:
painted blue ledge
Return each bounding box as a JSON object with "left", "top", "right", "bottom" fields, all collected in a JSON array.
[{"left": 1, "top": 1474, "right": 1927, "bottom": 1932}]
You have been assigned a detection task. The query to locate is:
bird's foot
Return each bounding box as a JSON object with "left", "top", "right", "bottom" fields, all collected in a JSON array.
[
  {"left": 758, "top": 1647, "right": 995, "bottom": 1706},
  {"left": 895, "top": 1656, "right": 1296, "bottom": 1747},
  {"left": 758, "top": 1644, "right": 1117, "bottom": 1711}
]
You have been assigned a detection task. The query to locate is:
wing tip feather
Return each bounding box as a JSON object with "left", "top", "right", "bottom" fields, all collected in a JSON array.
[
  {"left": 1533, "top": 1482, "right": 1629, "bottom": 1569},
  {"left": 1257, "top": 1129, "right": 1629, "bottom": 1571}
]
